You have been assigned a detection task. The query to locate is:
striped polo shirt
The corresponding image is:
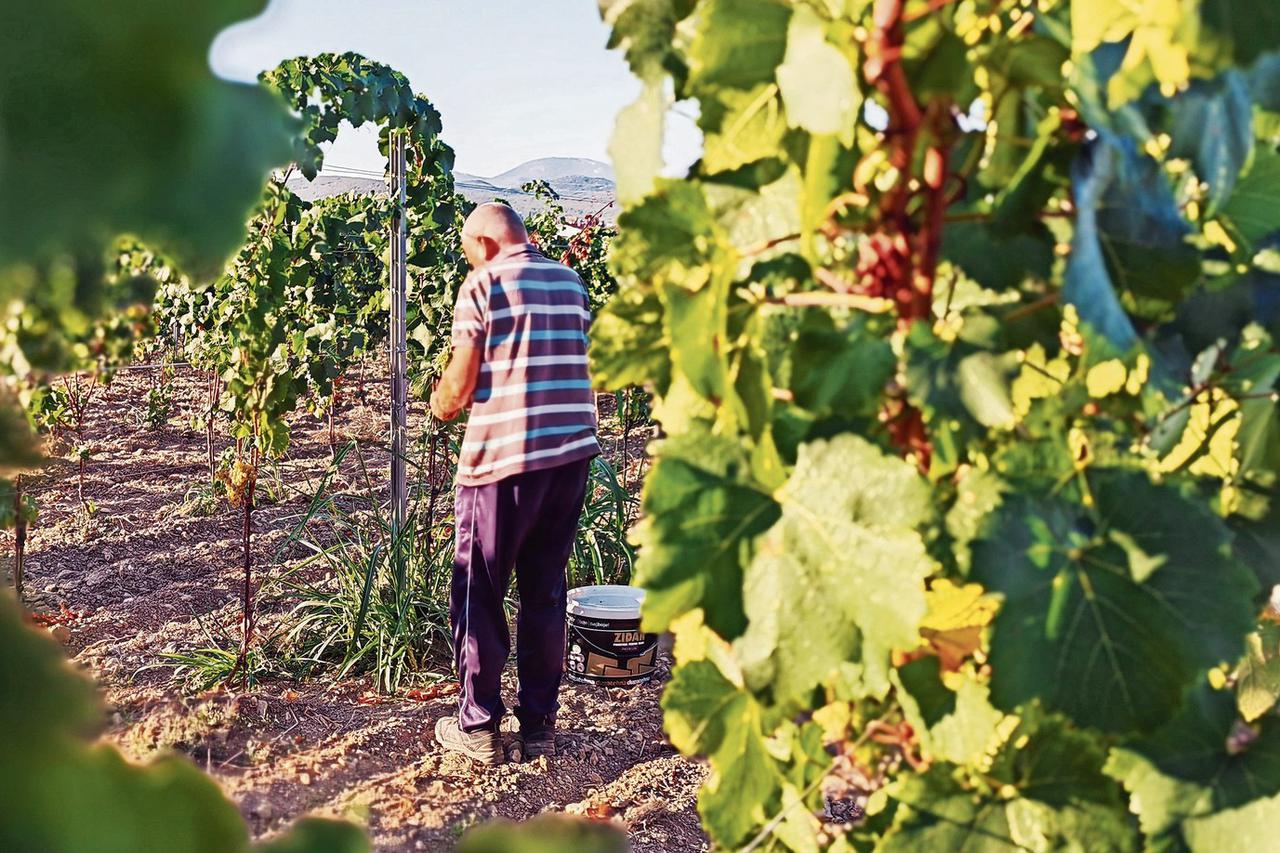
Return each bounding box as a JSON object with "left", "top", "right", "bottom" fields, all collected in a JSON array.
[{"left": 451, "top": 242, "right": 601, "bottom": 486}]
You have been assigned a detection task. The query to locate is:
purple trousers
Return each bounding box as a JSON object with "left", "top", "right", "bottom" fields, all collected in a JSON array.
[{"left": 451, "top": 457, "right": 591, "bottom": 733}]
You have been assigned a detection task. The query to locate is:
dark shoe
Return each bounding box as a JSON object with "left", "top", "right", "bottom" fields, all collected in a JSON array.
[
  {"left": 435, "top": 716, "right": 503, "bottom": 766},
  {"left": 513, "top": 726, "right": 557, "bottom": 762}
]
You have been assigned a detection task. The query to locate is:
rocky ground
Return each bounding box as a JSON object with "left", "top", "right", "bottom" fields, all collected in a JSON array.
[{"left": 7, "top": 364, "right": 706, "bottom": 851}]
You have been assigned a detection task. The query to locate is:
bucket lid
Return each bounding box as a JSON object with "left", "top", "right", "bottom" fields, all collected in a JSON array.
[{"left": 567, "top": 584, "right": 645, "bottom": 620}]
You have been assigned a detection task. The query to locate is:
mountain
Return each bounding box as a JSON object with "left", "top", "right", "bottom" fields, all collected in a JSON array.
[
  {"left": 288, "top": 156, "right": 618, "bottom": 223},
  {"left": 488, "top": 157, "right": 614, "bottom": 186},
  {"left": 285, "top": 174, "right": 385, "bottom": 202}
]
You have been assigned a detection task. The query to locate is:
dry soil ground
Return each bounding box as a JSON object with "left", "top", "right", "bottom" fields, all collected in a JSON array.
[{"left": 7, "top": 364, "right": 707, "bottom": 852}]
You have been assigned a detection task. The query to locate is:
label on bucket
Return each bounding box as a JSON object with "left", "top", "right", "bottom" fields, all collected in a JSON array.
[{"left": 565, "top": 613, "right": 657, "bottom": 687}]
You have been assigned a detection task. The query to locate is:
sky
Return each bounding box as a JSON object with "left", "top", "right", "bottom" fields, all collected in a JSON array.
[{"left": 211, "top": 0, "right": 701, "bottom": 178}]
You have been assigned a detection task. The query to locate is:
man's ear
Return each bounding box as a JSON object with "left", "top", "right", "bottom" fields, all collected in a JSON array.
[{"left": 480, "top": 235, "right": 501, "bottom": 262}]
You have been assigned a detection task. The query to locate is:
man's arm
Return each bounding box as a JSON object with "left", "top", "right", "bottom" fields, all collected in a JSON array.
[{"left": 430, "top": 345, "right": 482, "bottom": 421}]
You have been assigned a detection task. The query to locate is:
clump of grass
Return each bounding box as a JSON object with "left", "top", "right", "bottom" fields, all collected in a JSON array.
[
  {"left": 170, "top": 481, "right": 221, "bottom": 518},
  {"left": 154, "top": 611, "right": 281, "bottom": 692},
  {"left": 271, "top": 442, "right": 453, "bottom": 693},
  {"left": 569, "top": 456, "right": 637, "bottom": 588}
]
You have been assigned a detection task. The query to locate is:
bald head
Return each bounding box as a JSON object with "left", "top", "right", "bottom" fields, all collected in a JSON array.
[{"left": 461, "top": 203, "right": 530, "bottom": 268}]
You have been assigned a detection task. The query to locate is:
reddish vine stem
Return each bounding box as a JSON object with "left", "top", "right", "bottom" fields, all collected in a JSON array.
[
  {"left": 863, "top": 0, "right": 949, "bottom": 471},
  {"left": 916, "top": 102, "right": 956, "bottom": 317}
]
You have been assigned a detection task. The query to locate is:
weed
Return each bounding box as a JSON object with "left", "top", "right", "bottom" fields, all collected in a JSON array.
[
  {"left": 270, "top": 442, "right": 453, "bottom": 693},
  {"left": 569, "top": 456, "right": 637, "bottom": 588},
  {"left": 156, "top": 610, "right": 281, "bottom": 693},
  {"left": 171, "top": 481, "right": 222, "bottom": 518},
  {"left": 135, "top": 363, "right": 175, "bottom": 430}
]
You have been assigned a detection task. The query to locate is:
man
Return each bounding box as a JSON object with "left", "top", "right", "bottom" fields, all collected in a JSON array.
[{"left": 429, "top": 202, "right": 600, "bottom": 765}]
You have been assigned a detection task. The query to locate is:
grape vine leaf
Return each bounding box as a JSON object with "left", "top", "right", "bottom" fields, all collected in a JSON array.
[
  {"left": 893, "top": 657, "right": 1005, "bottom": 766},
  {"left": 919, "top": 579, "right": 1000, "bottom": 671},
  {"left": 592, "top": 181, "right": 732, "bottom": 394},
  {"left": 775, "top": 6, "right": 859, "bottom": 139},
  {"left": 881, "top": 715, "right": 1137, "bottom": 851},
  {"left": 457, "top": 813, "right": 628, "bottom": 853},
  {"left": 1105, "top": 683, "right": 1280, "bottom": 849},
  {"left": 686, "top": 0, "right": 789, "bottom": 93},
  {"left": 610, "top": 78, "right": 667, "bottom": 203},
  {"left": 1200, "top": 0, "right": 1280, "bottom": 67},
  {"left": 1238, "top": 621, "right": 1280, "bottom": 722},
  {"left": 0, "top": 399, "right": 44, "bottom": 475},
  {"left": 590, "top": 286, "right": 671, "bottom": 392},
  {"left": 1093, "top": 141, "right": 1201, "bottom": 321},
  {"left": 905, "top": 325, "right": 1018, "bottom": 475},
  {"left": 698, "top": 84, "right": 789, "bottom": 174},
  {"left": 662, "top": 659, "right": 779, "bottom": 846},
  {"left": 0, "top": 1, "right": 294, "bottom": 274},
  {"left": 941, "top": 221, "right": 1055, "bottom": 292},
  {"left": 0, "top": 593, "right": 366, "bottom": 852},
  {"left": 631, "top": 432, "right": 780, "bottom": 637},
  {"left": 1070, "top": 0, "right": 1192, "bottom": 105},
  {"left": 786, "top": 314, "right": 894, "bottom": 420},
  {"left": 1230, "top": 327, "right": 1280, "bottom": 479},
  {"left": 1166, "top": 72, "right": 1254, "bottom": 216},
  {"left": 972, "top": 470, "right": 1257, "bottom": 734},
  {"left": 735, "top": 435, "right": 934, "bottom": 701},
  {"left": 1065, "top": 138, "right": 1192, "bottom": 349},
  {"left": 598, "top": 0, "right": 696, "bottom": 79},
  {"left": 1230, "top": 498, "right": 1280, "bottom": 596},
  {"left": 1218, "top": 146, "right": 1280, "bottom": 253}
]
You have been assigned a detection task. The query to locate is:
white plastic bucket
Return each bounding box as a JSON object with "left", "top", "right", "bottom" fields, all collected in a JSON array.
[{"left": 564, "top": 585, "right": 656, "bottom": 687}]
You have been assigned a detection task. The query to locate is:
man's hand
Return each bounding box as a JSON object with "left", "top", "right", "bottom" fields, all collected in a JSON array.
[
  {"left": 430, "top": 387, "right": 459, "bottom": 421},
  {"left": 430, "top": 345, "right": 482, "bottom": 422}
]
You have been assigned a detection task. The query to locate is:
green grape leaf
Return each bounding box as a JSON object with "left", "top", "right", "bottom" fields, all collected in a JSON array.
[
  {"left": 662, "top": 659, "right": 780, "bottom": 846},
  {"left": 879, "top": 769, "right": 1023, "bottom": 852},
  {"left": 0, "top": 594, "right": 366, "bottom": 852},
  {"left": 893, "top": 657, "right": 1005, "bottom": 766},
  {"left": 1166, "top": 72, "right": 1253, "bottom": 217},
  {"left": 0, "top": 401, "right": 44, "bottom": 475},
  {"left": 907, "top": 30, "right": 973, "bottom": 101},
  {"left": 1230, "top": 328, "right": 1280, "bottom": 480},
  {"left": 736, "top": 435, "right": 934, "bottom": 701},
  {"left": 610, "top": 77, "right": 668, "bottom": 202},
  {"left": 1200, "top": 0, "right": 1280, "bottom": 67},
  {"left": 1093, "top": 141, "right": 1200, "bottom": 321},
  {"left": 590, "top": 286, "right": 670, "bottom": 392},
  {"left": 1181, "top": 794, "right": 1280, "bottom": 853},
  {"left": 946, "top": 468, "right": 1007, "bottom": 575},
  {"left": 956, "top": 352, "right": 1018, "bottom": 431},
  {"left": 699, "top": 84, "right": 789, "bottom": 174},
  {"left": 1105, "top": 683, "right": 1280, "bottom": 848},
  {"left": 1238, "top": 621, "right": 1280, "bottom": 722},
  {"left": 663, "top": 279, "right": 731, "bottom": 403},
  {"left": 973, "top": 470, "right": 1257, "bottom": 734},
  {"left": 632, "top": 432, "right": 780, "bottom": 637},
  {"left": 1067, "top": 140, "right": 1164, "bottom": 349},
  {"left": 0, "top": 1, "right": 293, "bottom": 274},
  {"left": 1219, "top": 146, "right": 1280, "bottom": 254},
  {"left": 941, "top": 221, "right": 1055, "bottom": 292},
  {"left": 787, "top": 314, "right": 894, "bottom": 420},
  {"left": 598, "top": 0, "right": 696, "bottom": 78},
  {"left": 776, "top": 6, "right": 859, "bottom": 139},
  {"left": 457, "top": 813, "right": 628, "bottom": 853},
  {"left": 686, "top": 0, "right": 790, "bottom": 93},
  {"left": 608, "top": 180, "right": 727, "bottom": 293},
  {"left": 882, "top": 717, "right": 1137, "bottom": 852},
  {"left": 1230, "top": 499, "right": 1280, "bottom": 596},
  {"left": 905, "top": 325, "right": 1018, "bottom": 476}
]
